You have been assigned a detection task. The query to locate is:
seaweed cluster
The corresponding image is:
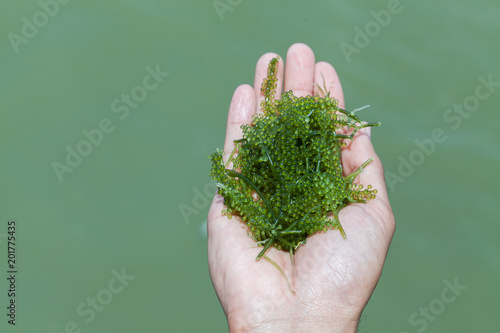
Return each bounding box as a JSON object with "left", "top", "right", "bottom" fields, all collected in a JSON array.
[{"left": 210, "top": 57, "right": 380, "bottom": 263}]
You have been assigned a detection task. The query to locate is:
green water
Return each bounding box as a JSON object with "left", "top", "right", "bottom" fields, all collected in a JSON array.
[{"left": 0, "top": 1, "right": 498, "bottom": 332}]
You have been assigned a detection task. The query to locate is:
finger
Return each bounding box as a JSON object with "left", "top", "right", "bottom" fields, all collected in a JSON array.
[
  {"left": 342, "top": 134, "right": 390, "bottom": 206},
  {"left": 313, "top": 62, "right": 387, "bottom": 205},
  {"left": 284, "top": 43, "right": 316, "bottom": 97},
  {"left": 254, "top": 53, "right": 284, "bottom": 114},
  {"left": 223, "top": 84, "right": 257, "bottom": 162},
  {"left": 314, "top": 61, "right": 353, "bottom": 139},
  {"left": 314, "top": 61, "right": 345, "bottom": 109}
]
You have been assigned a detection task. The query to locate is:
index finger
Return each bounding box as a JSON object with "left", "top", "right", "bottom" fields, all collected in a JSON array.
[{"left": 222, "top": 84, "right": 257, "bottom": 162}]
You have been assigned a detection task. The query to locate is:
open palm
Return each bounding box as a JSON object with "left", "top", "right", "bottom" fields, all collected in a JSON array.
[{"left": 208, "top": 43, "right": 395, "bottom": 333}]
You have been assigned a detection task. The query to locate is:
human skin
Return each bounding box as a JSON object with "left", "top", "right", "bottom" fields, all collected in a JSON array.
[{"left": 208, "top": 43, "right": 395, "bottom": 333}]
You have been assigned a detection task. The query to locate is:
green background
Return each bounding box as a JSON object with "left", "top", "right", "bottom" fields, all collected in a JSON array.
[{"left": 1, "top": 0, "right": 498, "bottom": 332}]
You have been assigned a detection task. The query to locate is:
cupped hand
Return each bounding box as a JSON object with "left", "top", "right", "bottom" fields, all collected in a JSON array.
[{"left": 207, "top": 43, "right": 395, "bottom": 333}]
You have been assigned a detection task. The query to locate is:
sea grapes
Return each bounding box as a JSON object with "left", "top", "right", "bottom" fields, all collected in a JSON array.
[{"left": 210, "top": 57, "right": 380, "bottom": 262}]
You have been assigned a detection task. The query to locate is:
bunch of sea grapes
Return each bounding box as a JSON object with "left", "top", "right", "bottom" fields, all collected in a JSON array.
[{"left": 210, "top": 57, "right": 380, "bottom": 261}]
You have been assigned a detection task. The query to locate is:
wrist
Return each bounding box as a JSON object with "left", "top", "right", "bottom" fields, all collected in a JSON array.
[{"left": 228, "top": 312, "right": 360, "bottom": 333}]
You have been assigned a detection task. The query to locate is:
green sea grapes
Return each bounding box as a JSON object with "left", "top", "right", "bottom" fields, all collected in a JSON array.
[{"left": 210, "top": 57, "right": 380, "bottom": 260}]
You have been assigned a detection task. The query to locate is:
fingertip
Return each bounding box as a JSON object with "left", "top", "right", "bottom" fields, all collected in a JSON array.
[
  {"left": 232, "top": 83, "right": 255, "bottom": 102},
  {"left": 287, "top": 42, "right": 314, "bottom": 56},
  {"left": 254, "top": 52, "right": 283, "bottom": 85},
  {"left": 228, "top": 84, "right": 256, "bottom": 122},
  {"left": 314, "top": 61, "right": 345, "bottom": 109},
  {"left": 284, "top": 44, "right": 316, "bottom": 97},
  {"left": 256, "top": 52, "right": 282, "bottom": 66}
]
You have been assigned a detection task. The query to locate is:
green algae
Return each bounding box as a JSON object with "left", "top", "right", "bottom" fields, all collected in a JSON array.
[{"left": 210, "top": 57, "right": 380, "bottom": 262}]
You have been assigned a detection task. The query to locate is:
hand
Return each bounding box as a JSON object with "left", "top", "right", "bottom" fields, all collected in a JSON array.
[{"left": 208, "top": 43, "right": 395, "bottom": 333}]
